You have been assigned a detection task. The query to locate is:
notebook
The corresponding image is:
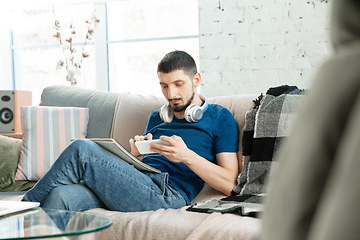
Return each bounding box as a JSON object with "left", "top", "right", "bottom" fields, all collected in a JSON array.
[
  {"left": 79, "top": 138, "right": 161, "bottom": 174},
  {"left": 0, "top": 201, "right": 40, "bottom": 216}
]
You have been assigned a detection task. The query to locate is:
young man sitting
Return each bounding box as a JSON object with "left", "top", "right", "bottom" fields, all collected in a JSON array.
[{"left": 23, "top": 50, "right": 239, "bottom": 212}]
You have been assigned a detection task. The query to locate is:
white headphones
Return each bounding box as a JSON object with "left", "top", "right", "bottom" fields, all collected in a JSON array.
[{"left": 160, "top": 95, "right": 208, "bottom": 123}]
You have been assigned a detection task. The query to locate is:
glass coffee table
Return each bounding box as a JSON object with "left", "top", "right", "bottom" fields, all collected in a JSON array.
[{"left": 0, "top": 207, "right": 112, "bottom": 239}]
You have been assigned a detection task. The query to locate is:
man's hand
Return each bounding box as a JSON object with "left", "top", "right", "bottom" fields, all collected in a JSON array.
[
  {"left": 149, "top": 135, "right": 194, "bottom": 164},
  {"left": 129, "top": 133, "right": 153, "bottom": 158}
]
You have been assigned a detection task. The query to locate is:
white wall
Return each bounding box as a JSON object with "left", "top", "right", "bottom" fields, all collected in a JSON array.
[{"left": 199, "top": 0, "right": 332, "bottom": 96}]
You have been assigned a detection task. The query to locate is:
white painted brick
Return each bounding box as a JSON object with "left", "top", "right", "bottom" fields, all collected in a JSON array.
[
  {"left": 237, "top": 0, "right": 277, "bottom": 8},
  {"left": 221, "top": 46, "right": 250, "bottom": 60},
  {"left": 221, "top": 9, "right": 245, "bottom": 22},
  {"left": 299, "top": 42, "right": 331, "bottom": 58},
  {"left": 199, "top": 46, "right": 221, "bottom": 59},
  {"left": 200, "top": 59, "right": 223, "bottom": 72},
  {"left": 274, "top": 0, "right": 294, "bottom": 4},
  {"left": 200, "top": 33, "right": 238, "bottom": 47},
  {"left": 222, "top": 59, "right": 245, "bottom": 71},
  {"left": 199, "top": 0, "right": 331, "bottom": 96},
  {"left": 252, "top": 58, "right": 293, "bottom": 70},
  {"left": 200, "top": 22, "right": 222, "bottom": 35},
  {"left": 302, "top": 16, "right": 330, "bottom": 32},
  {"left": 222, "top": 70, "right": 253, "bottom": 83},
  {"left": 253, "top": 32, "right": 286, "bottom": 45},
  {"left": 201, "top": 72, "right": 222, "bottom": 85},
  {"left": 313, "top": 1, "right": 331, "bottom": 14},
  {"left": 200, "top": 9, "right": 223, "bottom": 23},
  {"left": 222, "top": 21, "right": 251, "bottom": 35},
  {"left": 252, "top": 21, "right": 277, "bottom": 34},
  {"left": 252, "top": 45, "right": 277, "bottom": 59},
  {"left": 243, "top": 7, "right": 268, "bottom": 22},
  {"left": 293, "top": 57, "right": 312, "bottom": 69},
  {"left": 266, "top": 6, "right": 289, "bottom": 20},
  {"left": 276, "top": 45, "right": 302, "bottom": 59},
  {"left": 198, "top": 0, "right": 221, "bottom": 10},
  {"left": 268, "top": 18, "right": 302, "bottom": 34},
  {"left": 277, "top": 69, "right": 303, "bottom": 85},
  {"left": 236, "top": 84, "right": 258, "bottom": 95},
  {"left": 251, "top": 69, "right": 280, "bottom": 83},
  {"left": 238, "top": 57, "right": 255, "bottom": 70},
  {"left": 203, "top": 82, "right": 245, "bottom": 96},
  {"left": 285, "top": 31, "right": 327, "bottom": 45},
  {"left": 202, "top": 59, "right": 245, "bottom": 72},
  {"left": 219, "top": 0, "right": 238, "bottom": 9},
  {"left": 287, "top": 2, "right": 317, "bottom": 19}
]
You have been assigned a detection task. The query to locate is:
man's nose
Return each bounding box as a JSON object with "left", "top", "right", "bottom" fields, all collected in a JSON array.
[{"left": 167, "top": 87, "right": 177, "bottom": 100}]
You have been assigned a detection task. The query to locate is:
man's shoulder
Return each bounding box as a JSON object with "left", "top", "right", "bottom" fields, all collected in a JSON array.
[
  {"left": 148, "top": 108, "right": 161, "bottom": 122},
  {"left": 149, "top": 108, "right": 161, "bottom": 116},
  {"left": 208, "top": 104, "right": 233, "bottom": 116},
  {"left": 208, "top": 103, "right": 224, "bottom": 110}
]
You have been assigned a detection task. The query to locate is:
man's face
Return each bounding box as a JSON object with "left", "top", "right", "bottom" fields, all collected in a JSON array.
[{"left": 158, "top": 69, "right": 196, "bottom": 113}]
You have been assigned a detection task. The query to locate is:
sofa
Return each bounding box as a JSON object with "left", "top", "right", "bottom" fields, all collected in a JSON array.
[{"left": 1, "top": 85, "right": 261, "bottom": 240}]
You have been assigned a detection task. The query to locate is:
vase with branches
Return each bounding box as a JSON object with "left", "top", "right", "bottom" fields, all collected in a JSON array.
[{"left": 53, "top": 9, "right": 100, "bottom": 85}]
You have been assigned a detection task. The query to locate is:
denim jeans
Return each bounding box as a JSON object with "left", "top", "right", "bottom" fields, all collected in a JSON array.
[{"left": 23, "top": 139, "right": 187, "bottom": 212}]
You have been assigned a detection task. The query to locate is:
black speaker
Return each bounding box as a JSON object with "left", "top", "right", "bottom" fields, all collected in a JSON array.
[{"left": 0, "top": 91, "right": 32, "bottom": 133}]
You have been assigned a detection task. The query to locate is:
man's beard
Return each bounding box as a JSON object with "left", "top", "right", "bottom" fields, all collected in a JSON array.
[{"left": 170, "top": 92, "right": 195, "bottom": 112}]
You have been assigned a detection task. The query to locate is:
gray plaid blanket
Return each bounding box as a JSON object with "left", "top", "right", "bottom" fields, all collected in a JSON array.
[{"left": 188, "top": 86, "right": 304, "bottom": 216}]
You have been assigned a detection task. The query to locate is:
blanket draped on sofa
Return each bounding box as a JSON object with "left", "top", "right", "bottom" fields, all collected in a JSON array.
[{"left": 187, "top": 86, "right": 304, "bottom": 215}]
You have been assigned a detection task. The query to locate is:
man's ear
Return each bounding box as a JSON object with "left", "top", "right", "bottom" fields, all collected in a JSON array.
[{"left": 193, "top": 73, "right": 201, "bottom": 87}]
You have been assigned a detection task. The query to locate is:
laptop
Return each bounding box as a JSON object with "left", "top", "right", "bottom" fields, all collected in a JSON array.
[{"left": 0, "top": 201, "right": 40, "bottom": 216}]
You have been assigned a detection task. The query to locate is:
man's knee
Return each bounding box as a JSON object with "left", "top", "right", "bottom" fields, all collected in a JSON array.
[
  {"left": 42, "top": 185, "right": 71, "bottom": 210},
  {"left": 69, "top": 139, "right": 92, "bottom": 150}
]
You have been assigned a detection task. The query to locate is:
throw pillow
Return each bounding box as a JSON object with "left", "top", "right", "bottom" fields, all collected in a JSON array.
[
  {"left": 15, "top": 106, "right": 89, "bottom": 181},
  {"left": 0, "top": 135, "right": 22, "bottom": 188}
]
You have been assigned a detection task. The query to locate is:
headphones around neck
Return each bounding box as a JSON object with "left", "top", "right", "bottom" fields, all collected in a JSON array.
[{"left": 160, "top": 95, "right": 208, "bottom": 123}]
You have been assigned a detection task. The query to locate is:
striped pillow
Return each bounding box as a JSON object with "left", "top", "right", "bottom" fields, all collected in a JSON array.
[{"left": 15, "top": 106, "right": 89, "bottom": 181}]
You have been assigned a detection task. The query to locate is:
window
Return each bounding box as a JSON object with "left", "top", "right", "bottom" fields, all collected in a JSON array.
[
  {"left": 9, "top": 3, "right": 97, "bottom": 105},
  {"left": 4, "top": 0, "right": 199, "bottom": 105},
  {"left": 107, "top": 0, "right": 199, "bottom": 96}
]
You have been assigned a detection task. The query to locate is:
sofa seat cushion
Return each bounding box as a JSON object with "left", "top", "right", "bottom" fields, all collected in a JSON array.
[{"left": 81, "top": 207, "right": 260, "bottom": 240}]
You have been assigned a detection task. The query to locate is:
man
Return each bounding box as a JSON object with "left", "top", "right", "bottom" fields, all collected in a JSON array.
[{"left": 23, "top": 50, "right": 239, "bottom": 212}]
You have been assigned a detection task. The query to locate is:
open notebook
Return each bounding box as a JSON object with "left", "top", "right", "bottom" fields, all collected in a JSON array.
[{"left": 0, "top": 201, "right": 40, "bottom": 216}]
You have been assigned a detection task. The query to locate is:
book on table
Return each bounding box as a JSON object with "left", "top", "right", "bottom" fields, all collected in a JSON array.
[{"left": 85, "top": 138, "right": 161, "bottom": 174}]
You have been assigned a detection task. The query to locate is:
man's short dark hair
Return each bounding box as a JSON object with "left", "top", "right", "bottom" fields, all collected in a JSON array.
[{"left": 157, "top": 50, "right": 197, "bottom": 78}]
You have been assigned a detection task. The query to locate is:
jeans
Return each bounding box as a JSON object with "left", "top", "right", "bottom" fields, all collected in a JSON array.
[{"left": 23, "top": 139, "right": 187, "bottom": 212}]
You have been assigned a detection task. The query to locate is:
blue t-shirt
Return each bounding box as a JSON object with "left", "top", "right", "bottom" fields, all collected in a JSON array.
[{"left": 142, "top": 104, "right": 239, "bottom": 204}]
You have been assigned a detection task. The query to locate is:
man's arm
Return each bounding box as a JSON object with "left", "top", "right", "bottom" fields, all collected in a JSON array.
[{"left": 151, "top": 135, "right": 239, "bottom": 196}]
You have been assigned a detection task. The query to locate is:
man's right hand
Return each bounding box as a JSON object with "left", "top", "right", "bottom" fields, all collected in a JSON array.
[{"left": 129, "top": 133, "right": 153, "bottom": 157}]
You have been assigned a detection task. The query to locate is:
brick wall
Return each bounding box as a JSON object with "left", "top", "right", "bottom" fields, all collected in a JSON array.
[{"left": 199, "top": 0, "right": 331, "bottom": 96}]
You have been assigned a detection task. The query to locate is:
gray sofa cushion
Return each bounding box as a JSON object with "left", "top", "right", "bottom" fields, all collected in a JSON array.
[{"left": 40, "top": 85, "right": 119, "bottom": 138}]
